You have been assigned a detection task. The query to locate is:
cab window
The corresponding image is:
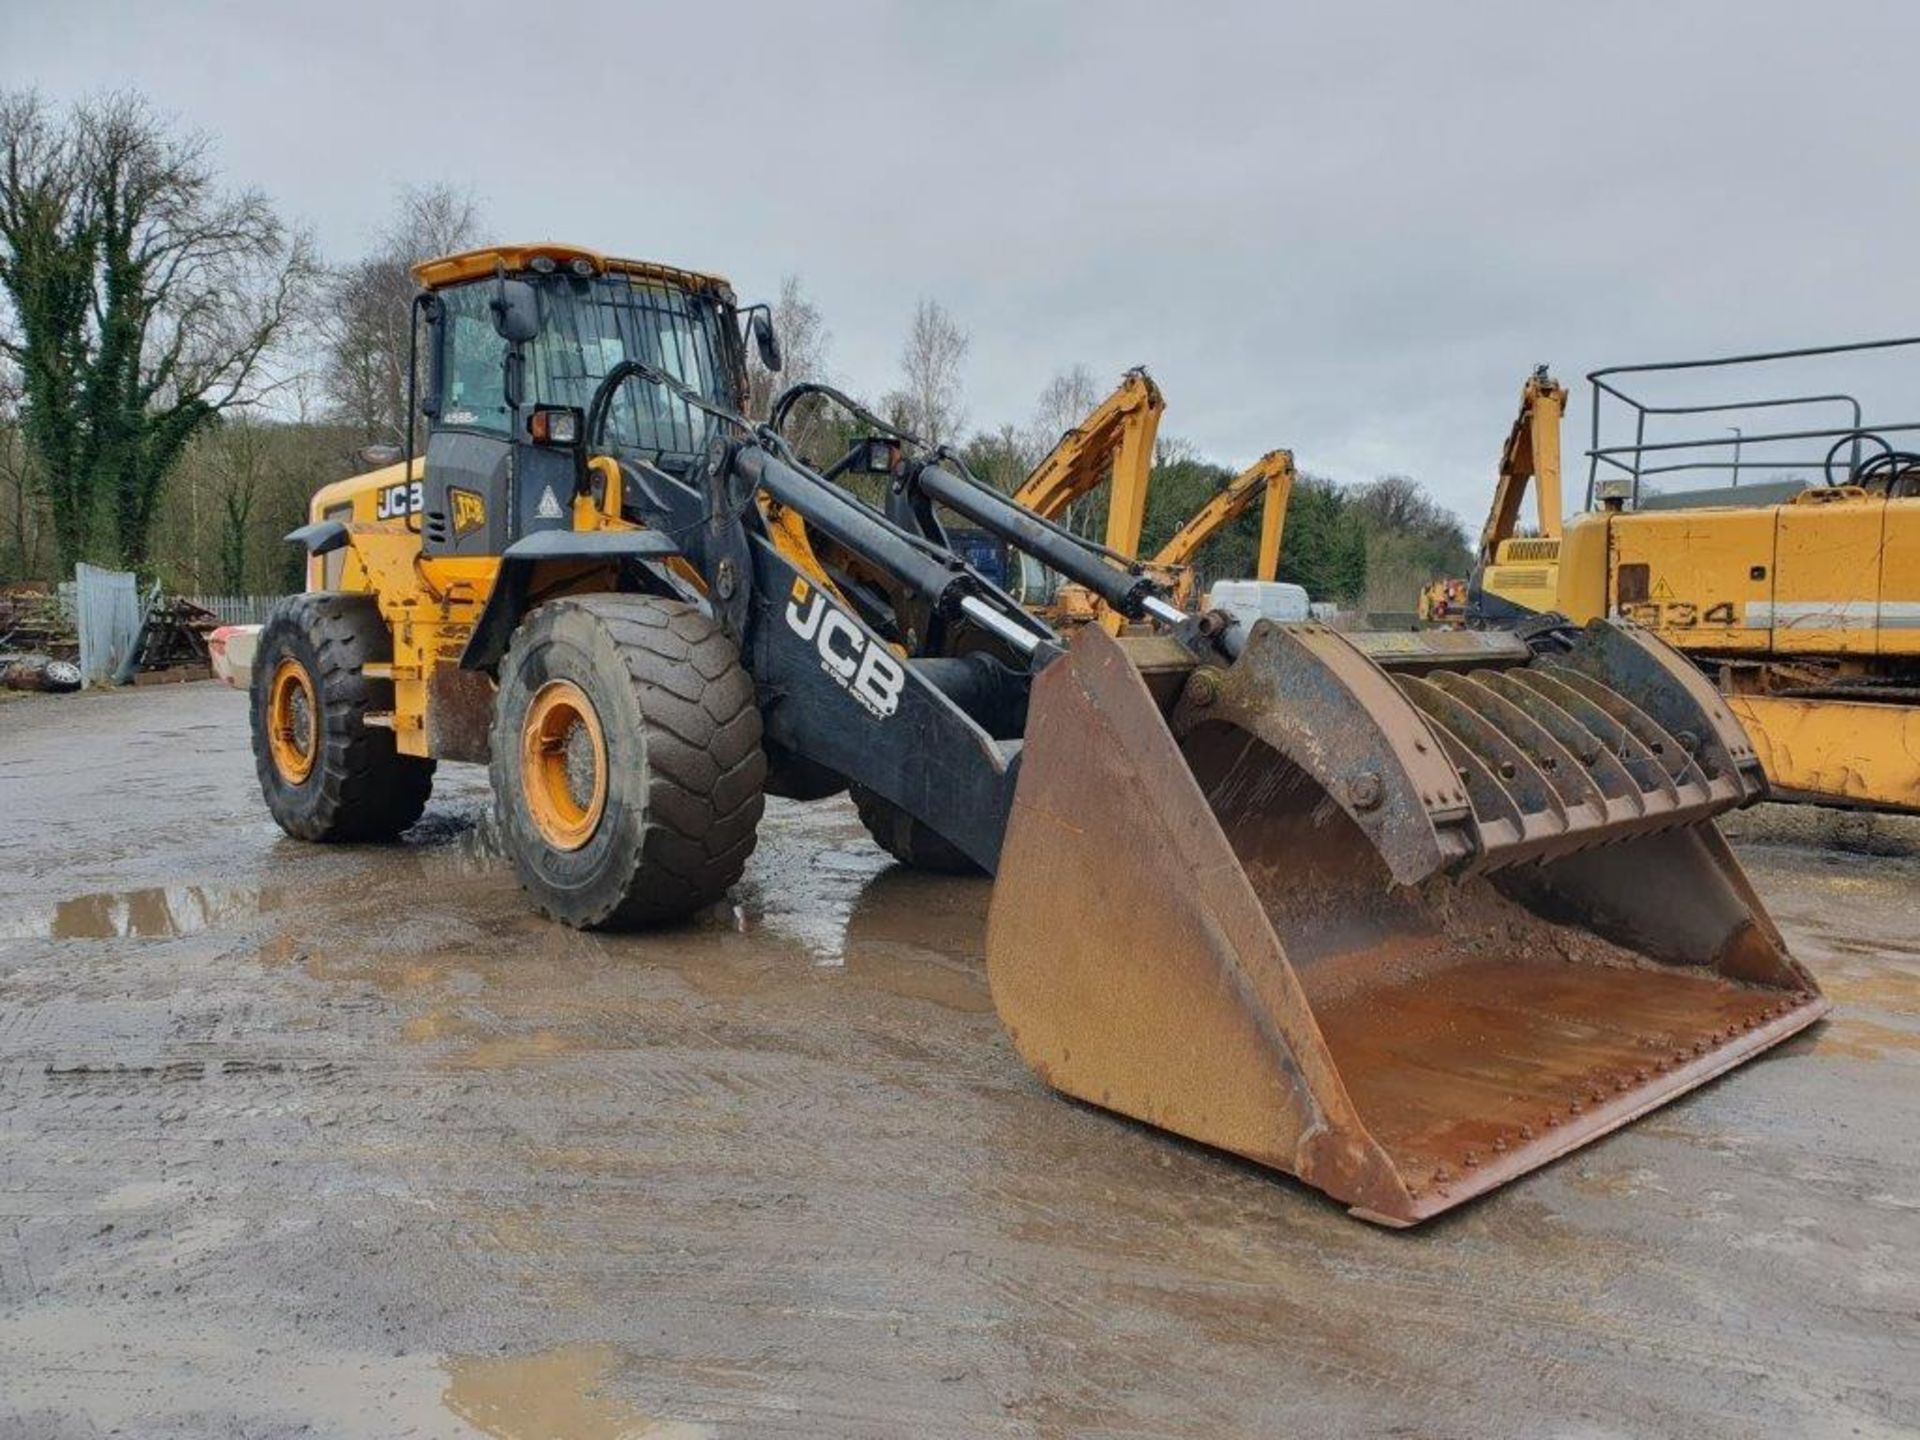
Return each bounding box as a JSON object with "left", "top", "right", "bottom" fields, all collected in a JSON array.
[
  {"left": 436, "top": 283, "right": 510, "bottom": 433},
  {"left": 525, "top": 276, "right": 730, "bottom": 461}
]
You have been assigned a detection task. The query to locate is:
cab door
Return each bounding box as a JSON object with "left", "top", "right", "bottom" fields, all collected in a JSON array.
[{"left": 422, "top": 281, "right": 515, "bottom": 557}]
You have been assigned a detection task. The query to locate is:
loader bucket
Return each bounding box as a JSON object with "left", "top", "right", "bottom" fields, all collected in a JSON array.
[{"left": 986, "top": 620, "right": 1827, "bottom": 1225}]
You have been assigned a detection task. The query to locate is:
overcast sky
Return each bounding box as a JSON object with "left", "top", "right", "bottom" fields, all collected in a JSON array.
[{"left": 7, "top": 0, "right": 1919, "bottom": 528}]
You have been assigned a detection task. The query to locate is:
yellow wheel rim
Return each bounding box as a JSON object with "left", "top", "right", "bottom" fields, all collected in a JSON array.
[
  {"left": 521, "top": 679, "right": 608, "bottom": 851},
  {"left": 266, "top": 656, "right": 319, "bottom": 784}
]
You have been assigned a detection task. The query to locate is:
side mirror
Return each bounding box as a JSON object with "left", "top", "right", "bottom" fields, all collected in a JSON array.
[
  {"left": 357, "top": 443, "right": 403, "bottom": 470},
  {"left": 490, "top": 278, "right": 542, "bottom": 345},
  {"left": 752, "top": 310, "right": 783, "bottom": 373},
  {"left": 417, "top": 292, "right": 444, "bottom": 419}
]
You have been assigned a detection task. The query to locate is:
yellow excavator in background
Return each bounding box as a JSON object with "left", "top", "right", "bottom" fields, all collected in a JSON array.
[
  {"left": 1466, "top": 366, "right": 1567, "bottom": 625},
  {"left": 1008, "top": 372, "right": 1296, "bottom": 623},
  {"left": 1012, "top": 366, "right": 1162, "bottom": 552},
  {"left": 249, "top": 243, "right": 1826, "bottom": 1226},
  {"left": 1145, "top": 448, "right": 1294, "bottom": 608},
  {"left": 1007, "top": 368, "right": 1162, "bottom": 625},
  {"left": 1469, "top": 342, "right": 1920, "bottom": 813}
]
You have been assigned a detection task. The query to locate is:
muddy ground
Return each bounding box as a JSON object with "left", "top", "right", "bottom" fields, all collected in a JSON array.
[{"left": 0, "top": 682, "right": 1915, "bottom": 1440}]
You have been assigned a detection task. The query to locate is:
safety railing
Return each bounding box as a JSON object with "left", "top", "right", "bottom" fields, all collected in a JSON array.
[{"left": 1585, "top": 335, "right": 1920, "bottom": 508}]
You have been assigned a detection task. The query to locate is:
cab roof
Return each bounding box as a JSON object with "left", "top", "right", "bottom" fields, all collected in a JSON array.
[{"left": 411, "top": 243, "right": 735, "bottom": 299}]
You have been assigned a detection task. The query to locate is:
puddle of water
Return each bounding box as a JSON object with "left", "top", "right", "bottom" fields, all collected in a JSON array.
[
  {"left": 0, "top": 883, "right": 277, "bottom": 940},
  {"left": 852, "top": 943, "right": 994, "bottom": 1014},
  {"left": 727, "top": 845, "right": 891, "bottom": 966},
  {"left": 443, "top": 1343, "right": 710, "bottom": 1440}
]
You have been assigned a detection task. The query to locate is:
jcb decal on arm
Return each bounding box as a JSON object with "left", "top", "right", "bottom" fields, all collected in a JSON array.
[{"left": 784, "top": 579, "right": 906, "bottom": 719}]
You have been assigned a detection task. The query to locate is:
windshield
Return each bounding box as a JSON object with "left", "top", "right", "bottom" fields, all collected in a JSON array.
[{"left": 524, "top": 273, "right": 741, "bottom": 461}]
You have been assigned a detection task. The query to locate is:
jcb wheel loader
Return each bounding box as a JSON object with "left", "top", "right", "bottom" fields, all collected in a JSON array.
[{"left": 252, "top": 243, "right": 1826, "bottom": 1225}]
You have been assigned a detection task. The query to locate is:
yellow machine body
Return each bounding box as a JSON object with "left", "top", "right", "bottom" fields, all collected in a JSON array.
[
  {"left": 1469, "top": 362, "right": 1920, "bottom": 813},
  {"left": 297, "top": 243, "right": 720, "bottom": 761},
  {"left": 304, "top": 453, "right": 645, "bottom": 759},
  {"left": 1550, "top": 487, "right": 1920, "bottom": 809}
]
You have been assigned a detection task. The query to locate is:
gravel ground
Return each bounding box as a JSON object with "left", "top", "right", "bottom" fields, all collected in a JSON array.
[{"left": 0, "top": 682, "right": 1915, "bottom": 1439}]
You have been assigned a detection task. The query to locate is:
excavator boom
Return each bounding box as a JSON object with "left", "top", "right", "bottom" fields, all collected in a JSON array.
[
  {"left": 1478, "top": 366, "right": 1567, "bottom": 564},
  {"left": 1012, "top": 367, "right": 1163, "bottom": 555},
  {"left": 1149, "top": 449, "right": 1295, "bottom": 603}
]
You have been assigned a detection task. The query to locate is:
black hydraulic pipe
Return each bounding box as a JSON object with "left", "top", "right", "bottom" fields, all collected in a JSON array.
[
  {"left": 733, "top": 444, "right": 978, "bottom": 614},
  {"left": 911, "top": 461, "right": 1162, "bottom": 619}
]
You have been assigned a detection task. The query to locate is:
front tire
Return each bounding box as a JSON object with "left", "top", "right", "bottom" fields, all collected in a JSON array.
[
  {"left": 489, "top": 596, "right": 766, "bottom": 928},
  {"left": 250, "top": 593, "right": 435, "bottom": 841}
]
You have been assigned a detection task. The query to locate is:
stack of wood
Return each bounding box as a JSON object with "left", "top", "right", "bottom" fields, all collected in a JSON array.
[
  {"left": 0, "top": 585, "right": 79, "bottom": 662},
  {"left": 129, "top": 596, "right": 218, "bottom": 684}
]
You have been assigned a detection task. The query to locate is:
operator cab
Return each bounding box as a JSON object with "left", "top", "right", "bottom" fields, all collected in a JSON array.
[{"left": 409, "top": 244, "right": 761, "bottom": 557}]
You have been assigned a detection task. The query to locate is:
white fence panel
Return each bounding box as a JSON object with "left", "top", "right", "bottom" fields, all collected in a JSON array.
[{"left": 179, "top": 594, "right": 287, "bottom": 627}]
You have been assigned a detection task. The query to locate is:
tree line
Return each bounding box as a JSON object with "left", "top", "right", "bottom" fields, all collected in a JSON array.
[{"left": 0, "top": 91, "right": 1469, "bottom": 608}]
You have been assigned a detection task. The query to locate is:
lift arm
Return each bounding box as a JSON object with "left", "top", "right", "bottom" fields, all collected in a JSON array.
[
  {"left": 1012, "top": 367, "right": 1164, "bottom": 556},
  {"left": 1477, "top": 366, "right": 1567, "bottom": 565},
  {"left": 1150, "top": 449, "right": 1295, "bottom": 581}
]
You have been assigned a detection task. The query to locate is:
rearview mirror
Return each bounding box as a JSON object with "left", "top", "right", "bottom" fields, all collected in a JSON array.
[
  {"left": 490, "top": 278, "right": 542, "bottom": 345},
  {"left": 752, "top": 310, "right": 783, "bottom": 373}
]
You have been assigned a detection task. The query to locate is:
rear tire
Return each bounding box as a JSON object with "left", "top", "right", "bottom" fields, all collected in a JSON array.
[
  {"left": 851, "top": 786, "right": 980, "bottom": 873},
  {"left": 490, "top": 595, "right": 766, "bottom": 928},
  {"left": 250, "top": 593, "right": 435, "bottom": 841}
]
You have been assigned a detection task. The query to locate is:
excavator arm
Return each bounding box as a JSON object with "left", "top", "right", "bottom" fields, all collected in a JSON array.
[
  {"left": 1012, "top": 367, "right": 1164, "bottom": 555},
  {"left": 1150, "top": 448, "right": 1295, "bottom": 582},
  {"left": 1477, "top": 366, "right": 1567, "bottom": 565}
]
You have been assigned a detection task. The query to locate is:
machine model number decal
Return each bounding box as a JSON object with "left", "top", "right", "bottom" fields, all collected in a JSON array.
[
  {"left": 1618, "top": 600, "right": 1737, "bottom": 629},
  {"left": 450, "top": 487, "right": 487, "bottom": 536},
  {"left": 375, "top": 480, "right": 424, "bottom": 520},
  {"left": 784, "top": 578, "right": 906, "bottom": 719}
]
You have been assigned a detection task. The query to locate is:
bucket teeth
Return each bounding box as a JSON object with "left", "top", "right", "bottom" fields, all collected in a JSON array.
[
  {"left": 1166, "top": 618, "right": 1766, "bottom": 882},
  {"left": 1390, "top": 653, "right": 1741, "bottom": 872}
]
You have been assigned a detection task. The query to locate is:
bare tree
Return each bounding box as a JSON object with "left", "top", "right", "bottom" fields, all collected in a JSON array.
[
  {"left": 1154, "top": 434, "right": 1198, "bottom": 467},
  {"left": 1348, "top": 473, "right": 1470, "bottom": 550},
  {"left": 746, "top": 274, "right": 831, "bottom": 412},
  {"left": 1021, "top": 363, "right": 1105, "bottom": 526},
  {"left": 322, "top": 183, "right": 482, "bottom": 445},
  {"left": 745, "top": 274, "right": 836, "bottom": 457},
  {"left": 890, "top": 297, "right": 969, "bottom": 446},
  {"left": 961, "top": 421, "right": 1037, "bottom": 494},
  {"left": 1029, "top": 363, "right": 1099, "bottom": 454},
  {"left": 0, "top": 90, "right": 319, "bottom": 572}
]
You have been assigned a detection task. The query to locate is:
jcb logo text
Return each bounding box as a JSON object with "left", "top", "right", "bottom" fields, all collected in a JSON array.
[{"left": 784, "top": 581, "right": 906, "bottom": 719}]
